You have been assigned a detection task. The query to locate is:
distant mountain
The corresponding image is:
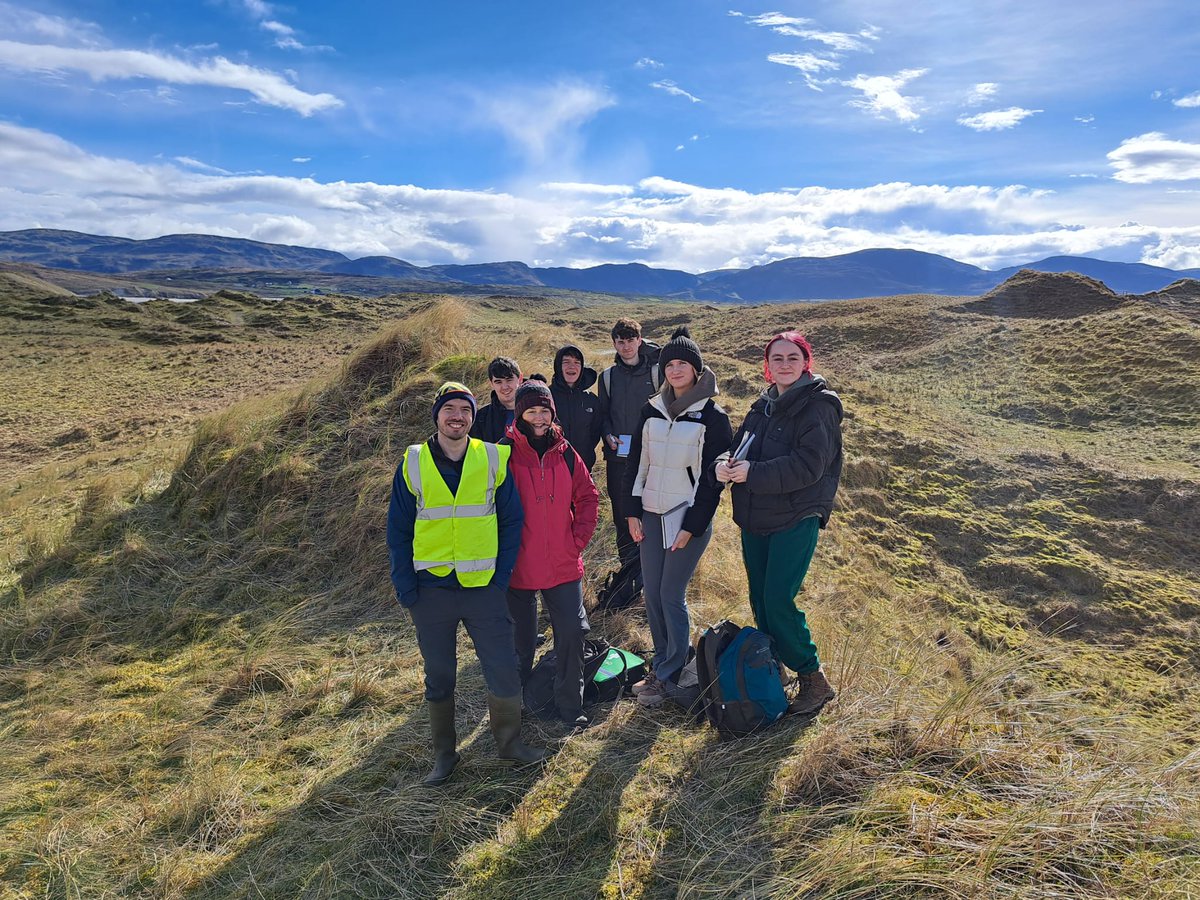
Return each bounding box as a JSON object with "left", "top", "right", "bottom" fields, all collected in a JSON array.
[
  {"left": 0, "top": 229, "right": 347, "bottom": 273},
  {"left": 992, "top": 256, "right": 1190, "bottom": 296},
  {"left": 535, "top": 263, "right": 701, "bottom": 295},
  {"left": 2, "top": 228, "right": 1197, "bottom": 301},
  {"left": 700, "top": 249, "right": 995, "bottom": 301}
]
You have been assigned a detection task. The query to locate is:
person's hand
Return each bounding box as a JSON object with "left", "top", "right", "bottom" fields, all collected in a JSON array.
[
  {"left": 606, "top": 434, "right": 619, "bottom": 451},
  {"left": 715, "top": 460, "right": 733, "bottom": 483},
  {"left": 726, "top": 460, "right": 751, "bottom": 483},
  {"left": 670, "top": 529, "right": 693, "bottom": 552},
  {"left": 628, "top": 517, "right": 644, "bottom": 543}
]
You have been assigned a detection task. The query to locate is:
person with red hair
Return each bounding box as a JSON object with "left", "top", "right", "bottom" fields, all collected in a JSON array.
[{"left": 715, "top": 331, "right": 844, "bottom": 716}]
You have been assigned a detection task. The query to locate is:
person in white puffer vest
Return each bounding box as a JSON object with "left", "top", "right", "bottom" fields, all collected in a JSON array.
[{"left": 620, "top": 327, "right": 733, "bottom": 707}]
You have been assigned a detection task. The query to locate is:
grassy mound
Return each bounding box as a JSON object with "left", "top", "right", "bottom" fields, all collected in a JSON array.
[
  {"left": 2, "top": 295, "right": 1199, "bottom": 898},
  {"left": 961, "top": 270, "right": 1126, "bottom": 319}
]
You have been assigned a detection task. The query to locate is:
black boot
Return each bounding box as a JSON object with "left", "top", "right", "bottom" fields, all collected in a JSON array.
[
  {"left": 422, "top": 697, "right": 459, "bottom": 786},
  {"left": 488, "top": 693, "right": 549, "bottom": 765}
]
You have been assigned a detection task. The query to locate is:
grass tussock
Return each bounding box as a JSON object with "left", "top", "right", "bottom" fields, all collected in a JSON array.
[{"left": 2, "top": 290, "right": 1199, "bottom": 897}]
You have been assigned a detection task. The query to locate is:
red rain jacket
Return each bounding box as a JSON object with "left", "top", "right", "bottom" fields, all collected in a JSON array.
[{"left": 504, "top": 424, "right": 600, "bottom": 591}]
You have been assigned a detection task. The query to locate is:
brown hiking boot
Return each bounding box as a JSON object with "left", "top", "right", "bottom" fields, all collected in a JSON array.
[{"left": 788, "top": 668, "right": 836, "bottom": 716}]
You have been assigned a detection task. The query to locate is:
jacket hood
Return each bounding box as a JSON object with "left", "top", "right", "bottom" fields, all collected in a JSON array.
[
  {"left": 552, "top": 345, "right": 598, "bottom": 391},
  {"left": 505, "top": 419, "right": 568, "bottom": 458},
  {"left": 652, "top": 365, "right": 719, "bottom": 419},
  {"left": 759, "top": 373, "right": 843, "bottom": 421}
]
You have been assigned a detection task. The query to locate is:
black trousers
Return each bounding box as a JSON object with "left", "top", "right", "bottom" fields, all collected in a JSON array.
[
  {"left": 507, "top": 579, "right": 590, "bottom": 716},
  {"left": 605, "top": 457, "right": 641, "bottom": 571},
  {"left": 407, "top": 584, "right": 522, "bottom": 702}
]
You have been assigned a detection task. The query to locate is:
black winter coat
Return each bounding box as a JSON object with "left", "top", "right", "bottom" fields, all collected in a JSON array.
[
  {"left": 469, "top": 391, "right": 514, "bottom": 444},
  {"left": 550, "top": 346, "right": 602, "bottom": 470},
  {"left": 726, "top": 374, "right": 843, "bottom": 534}
]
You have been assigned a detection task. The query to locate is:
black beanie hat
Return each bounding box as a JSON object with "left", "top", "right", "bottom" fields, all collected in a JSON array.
[
  {"left": 514, "top": 379, "right": 556, "bottom": 419},
  {"left": 658, "top": 326, "right": 702, "bottom": 375},
  {"left": 431, "top": 381, "right": 477, "bottom": 422}
]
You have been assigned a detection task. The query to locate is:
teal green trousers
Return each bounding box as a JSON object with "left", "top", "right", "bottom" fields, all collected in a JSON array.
[{"left": 740, "top": 516, "right": 821, "bottom": 675}]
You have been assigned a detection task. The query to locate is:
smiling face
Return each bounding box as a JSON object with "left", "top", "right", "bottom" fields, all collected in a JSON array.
[
  {"left": 491, "top": 373, "right": 521, "bottom": 408},
  {"left": 436, "top": 397, "right": 474, "bottom": 441},
  {"left": 560, "top": 354, "right": 582, "bottom": 386},
  {"left": 766, "top": 338, "right": 808, "bottom": 391},
  {"left": 664, "top": 357, "right": 698, "bottom": 392},
  {"left": 520, "top": 404, "right": 553, "bottom": 437}
]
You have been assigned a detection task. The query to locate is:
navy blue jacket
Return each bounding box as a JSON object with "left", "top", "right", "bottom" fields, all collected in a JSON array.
[{"left": 387, "top": 435, "right": 524, "bottom": 607}]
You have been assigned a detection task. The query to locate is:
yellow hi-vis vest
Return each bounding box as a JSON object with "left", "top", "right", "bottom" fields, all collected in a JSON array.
[{"left": 402, "top": 438, "right": 510, "bottom": 587}]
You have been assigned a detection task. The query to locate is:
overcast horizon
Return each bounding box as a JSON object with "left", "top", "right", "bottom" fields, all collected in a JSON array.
[{"left": 2, "top": 0, "right": 1199, "bottom": 272}]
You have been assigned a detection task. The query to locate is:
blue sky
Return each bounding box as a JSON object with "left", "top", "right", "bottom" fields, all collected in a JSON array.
[{"left": 2, "top": 0, "right": 1200, "bottom": 271}]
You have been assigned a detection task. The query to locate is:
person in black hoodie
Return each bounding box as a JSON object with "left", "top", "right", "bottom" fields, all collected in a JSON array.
[
  {"left": 715, "top": 331, "right": 843, "bottom": 717},
  {"left": 550, "top": 344, "right": 602, "bottom": 471}
]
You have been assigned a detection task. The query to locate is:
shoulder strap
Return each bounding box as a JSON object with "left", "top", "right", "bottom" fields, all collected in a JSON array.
[
  {"left": 602, "top": 367, "right": 611, "bottom": 396},
  {"left": 564, "top": 447, "right": 576, "bottom": 477},
  {"left": 651, "top": 363, "right": 660, "bottom": 390}
]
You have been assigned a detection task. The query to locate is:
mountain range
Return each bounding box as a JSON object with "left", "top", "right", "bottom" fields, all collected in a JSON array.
[{"left": 2, "top": 228, "right": 1197, "bottom": 301}]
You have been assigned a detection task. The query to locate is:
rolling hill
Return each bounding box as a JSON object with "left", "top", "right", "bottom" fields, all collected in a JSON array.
[
  {"left": 4, "top": 228, "right": 1199, "bottom": 301},
  {"left": 1, "top": 271, "right": 1198, "bottom": 897}
]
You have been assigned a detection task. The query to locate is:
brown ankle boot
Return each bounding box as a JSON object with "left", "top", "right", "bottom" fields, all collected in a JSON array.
[{"left": 788, "top": 668, "right": 836, "bottom": 716}]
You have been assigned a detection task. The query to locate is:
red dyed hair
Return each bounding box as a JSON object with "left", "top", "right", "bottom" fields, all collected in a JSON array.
[{"left": 762, "top": 331, "right": 813, "bottom": 382}]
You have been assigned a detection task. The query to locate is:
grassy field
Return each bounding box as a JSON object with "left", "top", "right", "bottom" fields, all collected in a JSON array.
[{"left": 1, "top": 276, "right": 1198, "bottom": 898}]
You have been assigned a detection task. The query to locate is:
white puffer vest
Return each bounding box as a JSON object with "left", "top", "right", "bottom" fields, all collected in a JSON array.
[{"left": 631, "top": 393, "right": 709, "bottom": 514}]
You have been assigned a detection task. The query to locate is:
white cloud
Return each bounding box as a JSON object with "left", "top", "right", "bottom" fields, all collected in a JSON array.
[
  {"left": 1076, "top": 115, "right": 1095, "bottom": 125},
  {"left": 767, "top": 52, "right": 839, "bottom": 74},
  {"left": 1108, "top": 132, "right": 1200, "bottom": 183},
  {"left": 957, "top": 106, "right": 1042, "bottom": 131},
  {"left": 541, "top": 182, "right": 634, "bottom": 196},
  {"left": 4, "top": 122, "right": 1200, "bottom": 273},
  {"left": 292, "top": 156, "right": 312, "bottom": 163},
  {"left": 174, "top": 156, "right": 233, "bottom": 176},
  {"left": 743, "top": 12, "right": 879, "bottom": 52},
  {"left": 635, "top": 57, "right": 663, "bottom": 69},
  {"left": 650, "top": 79, "right": 702, "bottom": 103},
  {"left": 1174, "top": 92, "right": 1200, "bottom": 108},
  {"left": 843, "top": 68, "right": 927, "bottom": 122},
  {"left": 236, "top": 0, "right": 326, "bottom": 51},
  {"left": 967, "top": 82, "right": 998, "bottom": 105},
  {"left": 0, "top": 2, "right": 102, "bottom": 46},
  {"left": 477, "top": 81, "right": 615, "bottom": 166},
  {"left": 0, "top": 40, "right": 343, "bottom": 115}
]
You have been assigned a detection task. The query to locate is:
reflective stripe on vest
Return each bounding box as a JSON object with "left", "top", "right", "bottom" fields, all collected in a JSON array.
[{"left": 402, "top": 439, "right": 509, "bottom": 587}]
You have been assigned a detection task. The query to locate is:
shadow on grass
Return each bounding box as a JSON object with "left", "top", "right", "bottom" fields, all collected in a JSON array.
[{"left": 186, "top": 662, "right": 555, "bottom": 899}]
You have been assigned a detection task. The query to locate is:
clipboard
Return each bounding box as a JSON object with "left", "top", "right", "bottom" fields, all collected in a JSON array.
[
  {"left": 731, "top": 432, "right": 755, "bottom": 462},
  {"left": 661, "top": 503, "right": 688, "bottom": 549}
]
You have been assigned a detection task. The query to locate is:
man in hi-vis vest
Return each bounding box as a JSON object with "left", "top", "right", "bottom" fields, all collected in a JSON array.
[{"left": 388, "top": 381, "right": 547, "bottom": 785}]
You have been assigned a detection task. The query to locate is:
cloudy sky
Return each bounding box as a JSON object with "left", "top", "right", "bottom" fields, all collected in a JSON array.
[{"left": 2, "top": 0, "right": 1200, "bottom": 271}]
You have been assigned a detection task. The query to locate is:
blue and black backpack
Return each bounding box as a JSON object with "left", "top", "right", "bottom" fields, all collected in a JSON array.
[{"left": 696, "top": 621, "right": 788, "bottom": 737}]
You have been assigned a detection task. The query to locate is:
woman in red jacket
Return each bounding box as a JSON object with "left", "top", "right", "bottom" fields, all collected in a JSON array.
[{"left": 504, "top": 380, "right": 600, "bottom": 727}]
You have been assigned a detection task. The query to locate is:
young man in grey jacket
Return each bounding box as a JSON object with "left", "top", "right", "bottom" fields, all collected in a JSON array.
[{"left": 595, "top": 317, "right": 660, "bottom": 609}]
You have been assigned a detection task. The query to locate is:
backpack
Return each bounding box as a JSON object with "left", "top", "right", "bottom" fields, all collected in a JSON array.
[
  {"left": 523, "top": 637, "right": 645, "bottom": 718},
  {"left": 601, "top": 362, "right": 661, "bottom": 398},
  {"left": 593, "top": 565, "right": 643, "bottom": 611},
  {"left": 498, "top": 437, "right": 578, "bottom": 476},
  {"left": 582, "top": 637, "right": 645, "bottom": 703},
  {"left": 696, "top": 621, "right": 788, "bottom": 738}
]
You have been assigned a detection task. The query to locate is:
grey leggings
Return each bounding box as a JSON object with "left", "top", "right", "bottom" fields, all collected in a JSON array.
[{"left": 639, "top": 511, "right": 711, "bottom": 684}]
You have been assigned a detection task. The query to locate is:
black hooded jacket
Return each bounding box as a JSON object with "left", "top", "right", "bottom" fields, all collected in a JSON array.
[
  {"left": 724, "top": 373, "right": 843, "bottom": 534},
  {"left": 468, "top": 391, "right": 514, "bottom": 444},
  {"left": 550, "top": 345, "right": 603, "bottom": 470}
]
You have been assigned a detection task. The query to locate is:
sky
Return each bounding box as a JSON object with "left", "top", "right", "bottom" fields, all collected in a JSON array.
[{"left": 2, "top": 0, "right": 1200, "bottom": 272}]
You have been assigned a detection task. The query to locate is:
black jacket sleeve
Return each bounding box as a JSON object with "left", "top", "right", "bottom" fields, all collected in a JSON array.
[
  {"left": 745, "top": 399, "right": 838, "bottom": 496},
  {"left": 620, "top": 403, "right": 654, "bottom": 519},
  {"left": 682, "top": 402, "right": 734, "bottom": 535}
]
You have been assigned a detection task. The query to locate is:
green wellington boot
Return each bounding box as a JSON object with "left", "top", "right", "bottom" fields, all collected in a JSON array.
[
  {"left": 421, "top": 697, "right": 460, "bottom": 786},
  {"left": 487, "top": 693, "right": 550, "bottom": 765}
]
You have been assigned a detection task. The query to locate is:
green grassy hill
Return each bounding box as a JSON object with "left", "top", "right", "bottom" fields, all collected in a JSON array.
[{"left": 1, "top": 281, "right": 1198, "bottom": 898}]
